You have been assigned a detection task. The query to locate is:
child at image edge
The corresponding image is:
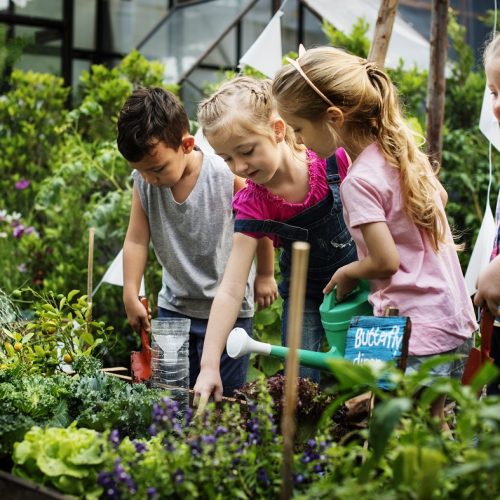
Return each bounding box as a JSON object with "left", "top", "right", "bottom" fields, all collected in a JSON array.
[
  {"left": 193, "top": 76, "right": 356, "bottom": 403},
  {"left": 117, "top": 87, "right": 277, "bottom": 397},
  {"left": 474, "top": 33, "right": 500, "bottom": 395},
  {"left": 272, "top": 46, "right": 478, "bottom": 429}
]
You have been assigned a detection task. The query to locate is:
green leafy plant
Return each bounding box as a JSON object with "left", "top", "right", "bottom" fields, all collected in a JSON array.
[
  {"left": 12, "top": 425, "right": 110, "bottom": 498},
  {"left": 1, "top": 289, "right": 111, "bottom": 374}
]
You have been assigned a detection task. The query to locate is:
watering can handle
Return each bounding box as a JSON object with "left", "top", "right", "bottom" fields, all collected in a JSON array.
[
  {"left": 324, "top": 282, "right": 365, "bottom": 308},
  {"left": 139, "top": 296, "right": 151, "bottom": 351}
]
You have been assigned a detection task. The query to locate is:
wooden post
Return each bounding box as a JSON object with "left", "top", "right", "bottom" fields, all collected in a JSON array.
[
  {"left": 426, "top": 0, "right": 449, "bottom": 167},
  {"left": 368, "top": 0, "right": 399, "bottom": 68},
  {"left": 87, "top": 227, "right": 95, "bottom": 320},
  {"left": 280, "top": 242, "right": 310, "bottom": 500}
]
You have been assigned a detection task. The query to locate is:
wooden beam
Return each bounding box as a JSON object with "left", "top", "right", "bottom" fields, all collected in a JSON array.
[
  {"left": 280, "top": 242, "right": 310, "bottom": 500},
  {"left": 368, "top": 0, "right": 399, "bottom": 68},
  {"left": 426, "top": 0, "right": 449, "bottom": 167}
]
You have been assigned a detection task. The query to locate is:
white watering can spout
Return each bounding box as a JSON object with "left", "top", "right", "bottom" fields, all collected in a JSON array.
[
  {"left": 227, "top": 328, "right": 272, "bottom": 359},
  {"left": 226, "top": 327, "right": 343, "bottom": 372}
]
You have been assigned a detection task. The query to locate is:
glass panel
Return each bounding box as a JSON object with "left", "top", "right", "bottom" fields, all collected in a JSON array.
[
  {"left": 13, "top": 0, "right": 62, "bottom": 20},
  {"left": 14, "top": 24, "right": 61, "bottom": 74},
  {"left": 201, "top": 25, "right": 236, "bottom": 67},
  {"left": 139, "top": 0, "right": 256, "bottom": 84},
  {"left": 72, "top": 58, "right": 91, "bottom": 92},
  {"left": 17, "top": 50, "right": 61, "bottom": 76},
  {"left": 240, "top": 0, "right": 271, "bottom": 57},
  {"left": 74, "top": 0, "right": 96, "bottom": 50},
  {"left": 302, "top": 8, "right": 327, "bottom": 49},
  {"left": 104, "top": 0, "right": 169, "bottom": 54},
  {"left": 181, "top": 67, "right": 223, "bottom": 118}
]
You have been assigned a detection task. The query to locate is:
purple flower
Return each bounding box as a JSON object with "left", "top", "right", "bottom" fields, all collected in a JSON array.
[
  {"left": 147, "top": 487, "right": 158, "bottom": 499},
  {"left": 256, "top": 467, "right": 270, "bottom": 487},
  {"left": 293, "top": 473, "right": 305, "bottom": 485},
  {"left": 98, "top": 471, "right": 114, "bottom": 487},
  {"left": 17, "top": 263, "right": 27, "bottom": 273},
  {"left": 15, "top": 178, "right": 30, "bottom": 190},
  {"left": 12, "top": 224, "right": 25, "bottom": 238},
  {"left": 173, "top": 469, "right": 184, "bottom": 484},
  {"left": 110, "top": 429, "right": 121, "bottom": 447},
  {"left": 184, "top": 407, "right": 193, "bottom": 426},
  {"left": 133, "top": 440, "right": 148, "bottom": 454},
  {"left": 202, "top": 434, "right": 216, "bottom": 445},
  {"left": 313, "top": 464, "right": 324, "bottom": 473},
  {"left": 215, "top": 425, "right": 228, "bottom": 437}
]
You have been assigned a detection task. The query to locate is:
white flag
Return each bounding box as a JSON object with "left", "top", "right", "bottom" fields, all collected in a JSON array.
[
  {"left": 194, "top": 127, "right": 214, "bottom": 155},
  {"left": 239, "top": 10, "right": 283, "bottom": 78},
  {"left": 464, "top": 202, "right": 497, "bottom": 296},
  {"left": 479, "top": 84, "right": 500, "bottom": 152},
  {"left": 93, "top": 248, "right": 145, "bottom": 296}
]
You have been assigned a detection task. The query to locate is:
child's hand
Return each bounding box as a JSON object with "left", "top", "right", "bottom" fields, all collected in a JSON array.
[
  {"left": 254, "top": 273, "right": 279, "bottom": 310},
  {"left": 124, "top": 296, "right": 151, "bottom": 333},
  {"left": 193, "top": 367, "right": 223, "bottom": 406},
  {"left": 474, "top": 255, "right": 500, "bottom": 316},
  {"left": 323, "top": 267, "right": 358, "bottom": 301}
]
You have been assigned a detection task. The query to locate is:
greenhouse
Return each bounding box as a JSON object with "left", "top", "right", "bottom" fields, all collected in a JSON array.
[{"left": 0, "top": 1, "right": 500, "bottom": 498}]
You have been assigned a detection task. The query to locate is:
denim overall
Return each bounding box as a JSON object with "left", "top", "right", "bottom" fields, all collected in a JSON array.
[{"left": 235, "top": 156, "right": 357, "bottom": 382}]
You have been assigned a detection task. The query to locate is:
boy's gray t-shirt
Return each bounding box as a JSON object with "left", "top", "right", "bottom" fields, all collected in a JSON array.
[{"left": 133, "top": 153, "right": 254, "bottom": 319}]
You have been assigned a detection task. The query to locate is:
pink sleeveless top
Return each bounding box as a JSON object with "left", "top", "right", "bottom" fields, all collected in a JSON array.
[{"left": 233, "top": 148, "right": 349, "bottom": 247}]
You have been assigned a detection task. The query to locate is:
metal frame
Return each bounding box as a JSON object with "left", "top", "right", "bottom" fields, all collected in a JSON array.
[
  {"left": 0, "top": 0, "right": 73, "bottom": 86},
  {"left": 137, "top": 0, "right": 260, "bottom": 85}
]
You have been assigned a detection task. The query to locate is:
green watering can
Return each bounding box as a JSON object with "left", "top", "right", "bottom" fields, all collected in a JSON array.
[{"left": 226, "top": 281, "right": 373, "bottom": 371}]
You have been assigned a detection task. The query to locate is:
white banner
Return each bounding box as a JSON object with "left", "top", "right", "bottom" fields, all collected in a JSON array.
[
  {"left": 194, "top": 127, "right": 214, "bottom": 155},
  {"left": 464, "top": 202, "right": 497, "bottom": 296},
  {"left": 239, "top": 10, "right": 283, "bottom": 78},
  {"left": 93, "top": 248, "right": 145, "bottom": 296},
  {"left": 479, "top": 84, "right": 500, "bottom": 152}
]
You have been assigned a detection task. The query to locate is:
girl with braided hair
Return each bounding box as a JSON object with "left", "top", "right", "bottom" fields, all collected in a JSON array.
[
  {"left": 193, "top": 76, "right": 356, "bottom": 401},
  {"left": 272, "top": 46, "right": 477, "bottom": 429}
]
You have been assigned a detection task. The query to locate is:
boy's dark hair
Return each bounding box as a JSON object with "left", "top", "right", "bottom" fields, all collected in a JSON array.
[{"left": 117, "top": 87, "right": 190, "bottom": 162}]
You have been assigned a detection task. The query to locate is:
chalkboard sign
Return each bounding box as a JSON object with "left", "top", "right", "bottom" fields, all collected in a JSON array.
[{"left": 344, "top": 316, "right": 411, "bottom": 373}]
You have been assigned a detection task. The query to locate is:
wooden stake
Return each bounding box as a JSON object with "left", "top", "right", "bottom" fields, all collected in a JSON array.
[
  {"left": 368, "top": 0, "right": 399, "bottom": 68},
  {"left": 280, "top": 241, "right": 310, "bottom": 500},
  {"left": 87, "top": 227, "right": 95, "bottom": 319},
  {"left": 426, "top": 0, "right": 449, "bottom": 167}
]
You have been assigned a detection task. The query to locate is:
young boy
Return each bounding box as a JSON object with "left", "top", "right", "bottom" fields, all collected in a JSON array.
[{"left": 117, "top": 87, "right": 277, "bottom": 396}]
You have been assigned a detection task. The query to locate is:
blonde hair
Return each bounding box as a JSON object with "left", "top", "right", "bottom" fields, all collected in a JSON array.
[
  {"left": 484, "top": 32, "right": 500, "bottom": 66},
  {"left": 272, "top": 46, "right": 446, "bottom": 251},
  {"left": 197, "top": 76, "right": 303, "bottom": 154}
]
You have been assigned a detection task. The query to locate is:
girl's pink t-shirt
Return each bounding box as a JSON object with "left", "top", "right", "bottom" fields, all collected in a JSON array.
[
  {"left": 233, "top": 149, "right": 348, "bottom": 247},
  {"left": 340, "top": 143, "right": 477, "bottom": 356}
]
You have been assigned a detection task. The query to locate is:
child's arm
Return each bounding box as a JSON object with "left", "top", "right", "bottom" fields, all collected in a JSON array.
[
  {"left": 323, "top": 222, "right": 400, "bottom": 299},
  {"left": 254, "top": 237, "right": 278, "bottom": 310},
  {"left": 233, "top": 174, "right": 278, "bottom": 309},
  {"left": 123, "top": 186, "right": 151, "bottom": 332},
  {"left": 193, "top": 232, "right": 258, "bottom": 403}
]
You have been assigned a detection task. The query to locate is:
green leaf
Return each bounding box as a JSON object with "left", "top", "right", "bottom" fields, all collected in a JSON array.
[
  {"left": 21, "top": 332, "right": 34, "bottom": 344},
  {"left": 67, "top": 290, "right": 80, "bottom": 302},
  {"left": 368, "top": 398, "right": 411, "bottom": 461}
]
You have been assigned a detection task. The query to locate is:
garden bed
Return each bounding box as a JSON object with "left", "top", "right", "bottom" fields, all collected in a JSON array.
[{"left": 0, "top": 470, "right": 67, "bottom": 500}]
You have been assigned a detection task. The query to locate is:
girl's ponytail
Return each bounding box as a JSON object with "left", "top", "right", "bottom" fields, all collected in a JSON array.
[{"left": 273, "top": 46, "right": 447, "bottom": 251}]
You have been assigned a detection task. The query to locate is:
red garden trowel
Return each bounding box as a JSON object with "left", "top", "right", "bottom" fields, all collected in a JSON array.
[
  {"left": 462, "top": 308, "right": 494, "bottom": 388},
  {"left": 131, "top": 296, "right": 152, "bottom": 383}
]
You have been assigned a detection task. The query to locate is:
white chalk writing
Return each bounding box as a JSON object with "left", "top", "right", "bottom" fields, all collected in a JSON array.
[{"left": 353, "top": 325, "right": 402, "bottom": 351}]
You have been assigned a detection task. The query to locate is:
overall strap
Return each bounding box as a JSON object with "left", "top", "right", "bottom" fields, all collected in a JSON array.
[
  {"left": 326, "top": 154, "right": 341, "bottom": 186},
  {"left": 234, "top": 218, "right": 309, "bottom": 241}
]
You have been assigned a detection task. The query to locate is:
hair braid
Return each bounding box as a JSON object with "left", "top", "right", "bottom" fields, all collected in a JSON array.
[{"left": 198, "top": 76, "right": 303, "bottom": 153}]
